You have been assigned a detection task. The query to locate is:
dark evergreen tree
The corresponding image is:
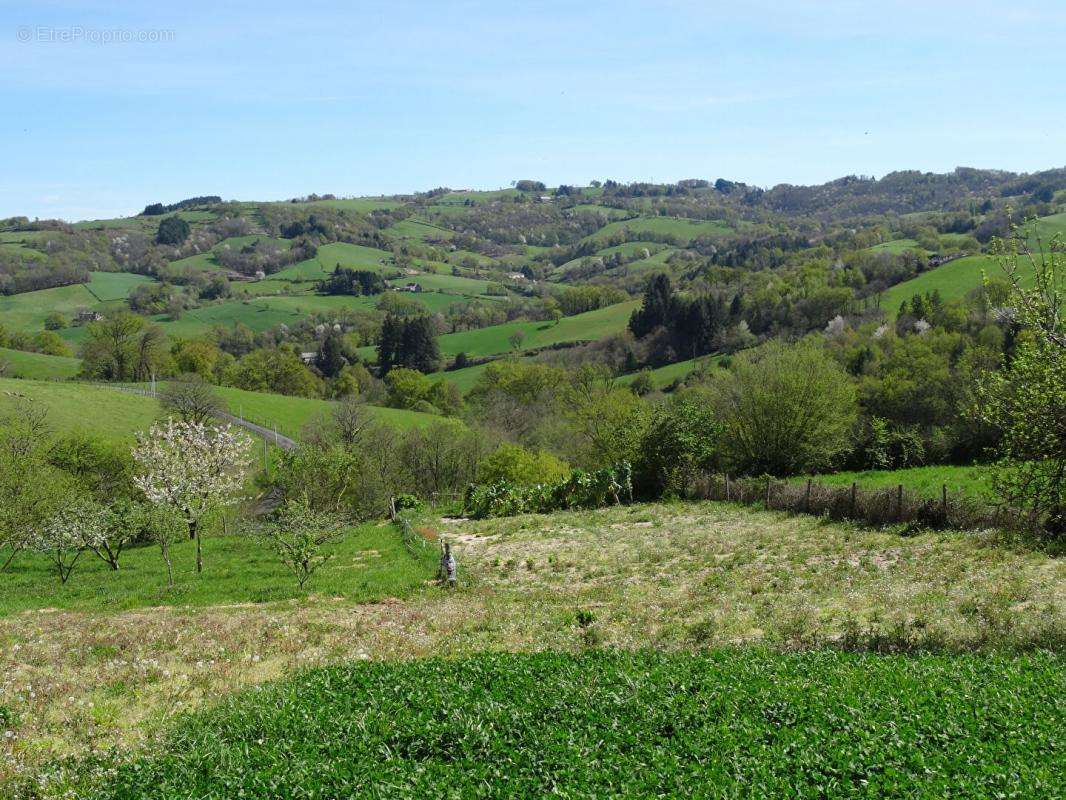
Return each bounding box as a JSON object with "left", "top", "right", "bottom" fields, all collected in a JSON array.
[
  {"left": 629, "top": 274, "right": 674, "bottom": 338},
  {"left": 316, "top": 330, "right": 346, "bottom": 378},
  {"left": 377, "top": 315, "right": 404, "bottom": 375},
  {"left": 400, "top": 316, "right": 441, "bottom": 373},
  {"left": 156, "top": 215, "right": 190, "bottom": 245}
]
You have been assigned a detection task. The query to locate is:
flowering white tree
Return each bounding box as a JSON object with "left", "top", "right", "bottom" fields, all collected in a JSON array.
[
  {"left": 132, "top": 420, "right": 253, "bottom": 574},
  {"left": 29, "top": 499, "right": 107, "bottom": 583}
]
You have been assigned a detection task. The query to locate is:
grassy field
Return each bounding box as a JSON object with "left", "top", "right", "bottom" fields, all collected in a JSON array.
[
  {"left": 433, "top": 300, "right": 639, "bottom": 359},
  {"left": 867, "top": 238, "right": 922, "bottom": 255},
  {"left": 801, "top": 465, "right": 994, "bottom": 499},
  {"left": 82, "top": 271, "right": 155, "bottom": 302},
  {"left": 878, "top": 213, "right": 1063, "bottom": 317},
  {"left": 617, "top": 353, "right": 725, "bottom": 389},
  {"left": 0, "top": 520, "right": 436, "bottom": 615},
  {"left": 0, "top": 283, "right": 100, "bottom": 333},
  {"left": 878, "top": 254, "right": 1001, "bottom": 315},
  {"left": 169, "top": 236, "right": 293, "bottom": 273},
  {"left": 385, "top": 217, "right": 456, "bottom": 243},
  {"left": 0, "top": 272, "right": 152, "bottom": 336},
  {"left": 3, "top": 501, "right": 1062, "bottom": 793},
  {"left": 281, "top": 197, "right": 403, "bottom": 213},
  {"left": 63, "top": 650, "right": 1064, "bottom": 799},
  {"left": 213, "top": 384, "right": 439, "bottom": 439},
  {"left": 579, "top": 215, "right": 734, "bottom": 247},
  {"left": 0, "top": 378, "right": 158, "bottom": 443},
  {"left": 0, "top": 348, "right": 80, "bottom": 379}
]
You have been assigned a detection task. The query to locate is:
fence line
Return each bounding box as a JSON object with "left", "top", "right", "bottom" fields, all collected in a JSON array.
[{"left": 687, "top": 473, "right": 1023, "bottom": 533}]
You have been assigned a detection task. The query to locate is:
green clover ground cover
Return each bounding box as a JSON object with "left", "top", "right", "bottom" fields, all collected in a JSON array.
[{"left": 74, "top": 649, "right": 1063, "bottom": 799}]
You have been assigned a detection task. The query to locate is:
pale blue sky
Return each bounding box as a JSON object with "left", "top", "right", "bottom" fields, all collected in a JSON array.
[{"left": 2, "top": 0, "right": 1064, "bottom": 221}]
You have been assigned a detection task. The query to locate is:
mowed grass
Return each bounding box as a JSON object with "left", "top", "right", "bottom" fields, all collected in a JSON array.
[
  {"left": 800, "top": 464, "right": 994, "bottom": 500},
  {"left": 385, "top": 217, "right": 455, "bottom": 243},
  {"left": 68, "top": 649, "right": 1064, "bottom": 799},
  {"left": 0, "top": 520, "right": 436, "bottom": 615},
  {"left": 281, "top": 197, "right": 403, "bottom": 213},
  {"left": 0, "top": 348, "right": 80, "bottom": 379},
  {"left": 0, "top": 282, "right": 100, "bottom": 332},
  {"left": 0, "top": 378, "right": 158, "bottom": 443}
]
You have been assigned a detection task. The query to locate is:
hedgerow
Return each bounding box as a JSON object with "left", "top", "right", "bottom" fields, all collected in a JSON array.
[
  {"left": 68, "top": 649, "right": 1064, "bottom": 799},
  {"left": 463, "top": 461, "right": 632, "bottom": 518}
]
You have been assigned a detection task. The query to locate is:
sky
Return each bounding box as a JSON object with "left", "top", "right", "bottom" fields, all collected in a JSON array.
[{"left": 2, "top": 0, "right": 1065, "bottom": 221}]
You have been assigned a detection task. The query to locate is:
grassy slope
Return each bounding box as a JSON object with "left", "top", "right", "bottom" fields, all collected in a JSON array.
[
  {"left": 74, "top": 650, "right": 1064, "bottom": 799},
  {"left": 799, "top": 464, "right": 994, "bottom": 499},
  {"left": 0, "top": 521, "right": 436, "bottom": 615},
  {"left": 0, "top": 348, "right": 80, "bottom": 379},
  {"left": 0, "top": 378, "right": 439, "bottom": 446},
  {"left": 879, "top": 254, "right": 1000, "bottom": 316},
  {"left": 434, "top": 300, "right": 639, "bottom": 359},
  {"left": 212, "top": 384, "right": 439, "bottom": 439},
  {"left": 0, "top": 273, "right": 151, "bottom": 335},
  {"left": 579, "top": 215, "right": 733, "bottom": 246},
  {"left": 616, "top": 353, "right": 725, "bottom": 389},
  {"left": 4, "top": 502, "right": 1063, "bottom": 789},
  {"left": 0, "top": 377, "right": 158, "bottom": 443},
  {"left": 878, "top": 213, "right": 1066, "bottom": 317}
]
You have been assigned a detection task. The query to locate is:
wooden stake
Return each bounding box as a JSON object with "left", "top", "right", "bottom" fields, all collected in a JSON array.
[{"left": 850, "top": 482, "right": 857, "bottom": 517}]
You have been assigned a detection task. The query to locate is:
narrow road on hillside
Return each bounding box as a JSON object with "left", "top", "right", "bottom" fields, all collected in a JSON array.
[{"left": 101, "top": 384, "right": 299, "bottom": 450}]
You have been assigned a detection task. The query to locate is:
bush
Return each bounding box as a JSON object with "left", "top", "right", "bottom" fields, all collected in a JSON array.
[
  {"left": 156, "top": 215, "right": 191, "bottom": 246},
  {"left": 478, "top": 443, "right": 570, "bottom": 487},
  {"left": 464, "top": 462, "right": 632, "bottom": 519}
]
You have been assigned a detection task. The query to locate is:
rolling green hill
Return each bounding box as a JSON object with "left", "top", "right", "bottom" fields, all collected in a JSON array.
[
  {"left": 0, "top": 378, "right": 158, "bottom": 443},
  {"left": 0, "top": 348, "right": 80, "bottom": 379},
  {"left": 213, "top": 384, "right": 440, "bottom": 439},
  {"left": 415, "top": 300, "right": 639, "bottom": 361}
]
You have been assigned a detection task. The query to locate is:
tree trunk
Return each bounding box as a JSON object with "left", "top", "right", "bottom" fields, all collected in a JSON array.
[{"left": 192, "top": 519, "right": 203, "bottom": 574}]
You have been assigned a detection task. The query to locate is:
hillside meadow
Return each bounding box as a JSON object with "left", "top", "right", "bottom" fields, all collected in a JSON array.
[
  {"left": 3, "top": 501, "right": 1062, "bottom": 795},
  {"left": 0, "top": 348, "right": 80, "bottom": 380}
]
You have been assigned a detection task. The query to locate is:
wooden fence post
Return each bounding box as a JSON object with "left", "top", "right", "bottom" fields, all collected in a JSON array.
[
  {"left": 941, "top": 484, "right": 948, "bottom": 526},
  {"left": 850, "top": 482, "right": 857, "bottom": 518},
  {"left": 805, "top": 479, "right": 812, "bottom": 513},
  {"left": 765, "top": 478, "right": 772, "bottom": 509},
  {"left": 897, "top": 484, "right": 904, "bottom": 521}
]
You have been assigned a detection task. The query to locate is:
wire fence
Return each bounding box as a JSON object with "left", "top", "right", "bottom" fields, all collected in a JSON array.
[{"left": 687, "top": 473, "right": 1025, "bottom": 532}]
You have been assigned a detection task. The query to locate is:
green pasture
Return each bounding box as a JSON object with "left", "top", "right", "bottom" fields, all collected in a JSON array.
[{"left": 0, "top": 348, "right": 80, "bottom": 379}]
